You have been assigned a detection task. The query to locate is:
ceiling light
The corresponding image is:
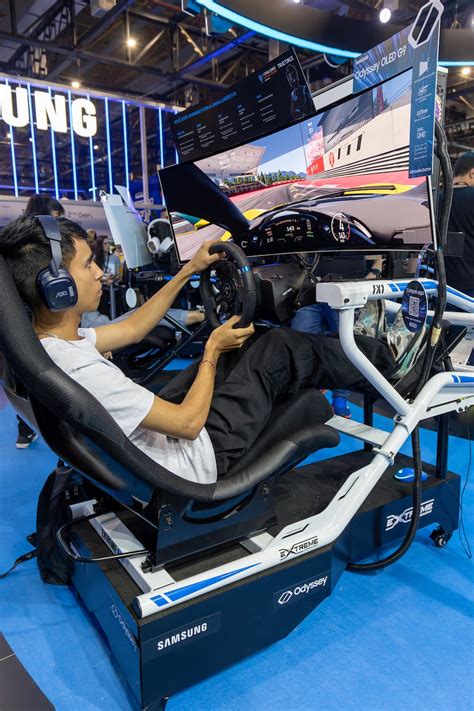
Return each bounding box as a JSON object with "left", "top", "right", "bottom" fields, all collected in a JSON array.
[
  {"left": 126, "top": 37, "right": 137, "bottom": 48},
  {"left": 71, "top": 80, "right": 81, "bottom": 89},
  {"left": 461, "top": 66, "right": 471, "bottom": 76},
  {"left": 292, "top": 0, "right": 302, "bottom": 4},
  {"left": 379, "top": 7, "right": 391, "bottom": 23},
  {"left": 93, "top": 144, "right": 99, "bottom": 151},
  {"left": 6, "top": 132, "right": 11, "bottom": 138}
]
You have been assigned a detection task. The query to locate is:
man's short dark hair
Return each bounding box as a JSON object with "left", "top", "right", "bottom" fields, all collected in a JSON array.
[
  {"left": 0, "top": 216, "right": 87, "bottom": 310},
  {"left": 454, "top": 151, "right": 474, "bottom": 178}
]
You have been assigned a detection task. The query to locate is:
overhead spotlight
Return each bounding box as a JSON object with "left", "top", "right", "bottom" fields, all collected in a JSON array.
[
  {"left": 71, "top": 80, "right": 81, "bottom": 89},
  {"left": 379, "top": 7, "right": 391, "bottom": 23},
  {"left": 93, "top": 143, "right": 99, "bottom": 151},
  {"left": 292, "top": 0, "right": 302, "bottom": 4},
  {"left": 461, "top": 67, "right": 472, "bottom": 77},
  {"left": 126, "top": 37, "right": 137, "bottom": 48}
]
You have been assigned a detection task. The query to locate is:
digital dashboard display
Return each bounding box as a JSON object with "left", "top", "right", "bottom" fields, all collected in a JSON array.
[{"left": 160, "top": 69, "right": 436, "bottom": 263}]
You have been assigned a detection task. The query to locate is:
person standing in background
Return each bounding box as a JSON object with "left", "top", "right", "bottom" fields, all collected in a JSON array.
[{"left": 444, "top": 151, "right": 474, "bottom": 299}]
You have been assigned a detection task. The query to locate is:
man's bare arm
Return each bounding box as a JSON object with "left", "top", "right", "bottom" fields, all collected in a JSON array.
[
  {"left": 93, "top": 239, "right": 224, "bottom": 354},
  {"left": 94, "top": 264, "right": 193, "bottom": 353},
  {"left": 141, "top": 317, "right": 254, "bottom": 439}
]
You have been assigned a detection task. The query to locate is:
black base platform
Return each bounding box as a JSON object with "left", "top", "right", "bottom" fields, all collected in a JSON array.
[{"left": 70, "top": 450, "right": 460, "bottom": 710}]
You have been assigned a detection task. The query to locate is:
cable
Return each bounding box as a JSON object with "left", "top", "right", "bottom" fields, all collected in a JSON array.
[
  {"left": 0, "top": 549, "right": 37, "bottom": 579},
  {"left": 348, "top": 428, "right": 423, "bottom": 571},
  {"left": 348, "top": 120, "right": 453, "bottom": 572},
  {"left": 457, "top": 415, "right": 473, "bottom": 558}
]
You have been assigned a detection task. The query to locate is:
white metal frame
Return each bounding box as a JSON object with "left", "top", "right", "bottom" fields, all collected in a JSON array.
[{"left": 77, "top": 278, "right": 474, "bottom": 619}]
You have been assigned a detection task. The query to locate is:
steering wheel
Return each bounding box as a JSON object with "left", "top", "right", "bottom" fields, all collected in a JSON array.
[{"left": 200, "top": 242, "right": 256, "bottom": 329}]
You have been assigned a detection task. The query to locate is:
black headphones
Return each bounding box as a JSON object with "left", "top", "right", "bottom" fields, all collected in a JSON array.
[{"left": 35, "top": 215, "right": 78, "bottom": 311}]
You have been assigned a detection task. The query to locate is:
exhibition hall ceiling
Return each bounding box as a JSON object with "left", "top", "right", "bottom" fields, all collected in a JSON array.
[{"left": 0, "top": 0, "right": 472, "bottom": 155}]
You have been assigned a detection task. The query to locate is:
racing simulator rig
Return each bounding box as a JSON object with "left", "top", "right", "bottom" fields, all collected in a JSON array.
[{"left": 1, "top": 47, "right": 473, "bottom": 711}]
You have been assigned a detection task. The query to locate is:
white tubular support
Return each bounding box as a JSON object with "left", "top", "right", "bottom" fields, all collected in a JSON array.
[
  {"left": 430, "top": 311, "right": 474, "bottom": 326},
  {"left": 338, "top": 309, "right": 412, "bottom": 417},
  {"left": 317, "top": 279, "right": 474, "bottom": 312},
  {"left": 446, "top": 286, "right": 474, "bottom": 312},
  {"left": 405, "top": 370, "right": 474, "bottom": 427}
]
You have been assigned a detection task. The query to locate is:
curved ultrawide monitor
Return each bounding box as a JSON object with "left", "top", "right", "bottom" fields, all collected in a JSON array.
[{"left": 160, "top": 69, "right": 436, "bottom": 263}]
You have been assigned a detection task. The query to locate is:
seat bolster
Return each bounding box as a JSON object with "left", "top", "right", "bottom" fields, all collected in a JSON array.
[{"left": 212, "top": 425, "right": 340, "bottom": 500}]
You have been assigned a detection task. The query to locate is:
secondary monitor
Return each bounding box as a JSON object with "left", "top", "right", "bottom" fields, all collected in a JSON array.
[{"left": 160, "top": 69, "right": 436, "bottom": 263}]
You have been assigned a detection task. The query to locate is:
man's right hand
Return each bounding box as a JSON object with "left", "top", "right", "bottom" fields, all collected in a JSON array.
[{"left": 207, "top": 315, "right": 254, "bottom": 354}]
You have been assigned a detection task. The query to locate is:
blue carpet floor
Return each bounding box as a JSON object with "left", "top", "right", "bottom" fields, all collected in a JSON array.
[{"left": 0, "top": 381, "right": 473, "bottom": 711}]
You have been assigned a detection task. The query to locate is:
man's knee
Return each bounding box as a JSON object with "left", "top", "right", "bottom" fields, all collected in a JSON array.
[{"left": 262, "top": 327, "right": 297, "bottom": 349}]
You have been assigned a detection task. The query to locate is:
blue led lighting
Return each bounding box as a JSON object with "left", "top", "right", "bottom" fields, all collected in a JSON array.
[
  {"left": 194, "top": 0, "right": 358, "bottom": 59},
  {"left": 195, "top": 0, "right": 473, "bottom": 66},
  {"left": 159, "top": 108, "right": 164, "bottom": 168},
  {"left": 174, "top": 110, "right": 179, "bottom": 164},
  {"left": 439, "top": 61, "right": 474, "bottom": 67},
  {"left": 67, "top": 91, "right": 78, "bottom": 201},
  {"left": 8, "top": 128, "right": 18, "bottom": 197},
  {"left": 104, "top": 98, "right": 113, "bottom": 193},
  {"left": 48, "top": 87, "right": 60, "bottom": 199},
  {"left": 26, "top": 83, "right": 39, "bottom": 193},
  {"left": 185, "top": 30, "right": 255, "bottom": 71},
  {"left": 88, "top": 93, "right": 97, "bottom": 201},
  {"left": 122, "top": 100, "right": 130, "bottom": 191},
  {"left": 4, "top": 80, "right": 18, "bottom": 197}
]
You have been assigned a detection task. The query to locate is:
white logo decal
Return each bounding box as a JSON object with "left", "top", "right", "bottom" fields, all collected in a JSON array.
[
  {"left": 385, "top": 499, "right": 434, "bottom": 531},
  {"left": 157, "top": 623, "right": 207, "bottom": 651},
  {"left": 277, "top": 575, "right": 328, "bottom": 606},
  {"left": 279, "top": 535, "right": 319, "bottom": 560}
]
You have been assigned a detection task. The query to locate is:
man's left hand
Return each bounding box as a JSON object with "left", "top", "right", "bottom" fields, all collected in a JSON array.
[{"left": 187, "top": 239, "right": 225, "bottom": 273}]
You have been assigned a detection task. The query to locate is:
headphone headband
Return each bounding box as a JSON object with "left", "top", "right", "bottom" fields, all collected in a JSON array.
[
  {"left": 36, "top": 214, "right": 63, "bottom": 277},
  {"left": 34, "top": 213, "right": 78, "bottom": 311}
]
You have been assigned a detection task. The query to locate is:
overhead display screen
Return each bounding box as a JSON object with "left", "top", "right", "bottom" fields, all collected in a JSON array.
[
  {"left": 169, "top": 48, "right": 314, "bottom": 163},
  {"left": 160, "top": 69, "right": 436, "bottom": 262}
]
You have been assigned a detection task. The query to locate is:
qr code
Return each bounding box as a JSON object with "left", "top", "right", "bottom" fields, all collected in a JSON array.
[{"left": 408, "top": 296, "right": 420, "bottom": 318}]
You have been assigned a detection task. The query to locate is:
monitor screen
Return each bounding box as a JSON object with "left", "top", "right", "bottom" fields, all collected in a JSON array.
[{"left": 160, "top": 69, "right": 436, "bottom": 263}]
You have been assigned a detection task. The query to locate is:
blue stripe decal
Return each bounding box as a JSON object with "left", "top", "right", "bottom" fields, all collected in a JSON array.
[
  {"left": 447, "top": 287, "right": 474, "bottom": 303},
  {"left": 451, "top": 375, "right": 474, "bottom": 384},
  {"left": 151, "top": 563, "right": 260, "bottom": 607},
  {"left": 389, "top": 280, "right": 438, "bottom": 294},
  {"left": 151, "top": 595, "right": 169, "bottom": 607}
]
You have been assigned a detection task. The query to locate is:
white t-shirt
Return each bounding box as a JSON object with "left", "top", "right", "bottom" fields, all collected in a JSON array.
[{"left": 40, "top": 328, "right": 217, "bottom": 484}]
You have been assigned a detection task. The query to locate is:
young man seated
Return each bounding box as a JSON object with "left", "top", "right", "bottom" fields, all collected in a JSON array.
[{"left": 0, "top": 216, "right": 397, "bottom": 484}]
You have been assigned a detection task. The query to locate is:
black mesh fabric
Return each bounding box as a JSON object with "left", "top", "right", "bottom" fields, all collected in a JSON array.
[{"left": 0, "top": 256, "right": 338, "bottom": 503}]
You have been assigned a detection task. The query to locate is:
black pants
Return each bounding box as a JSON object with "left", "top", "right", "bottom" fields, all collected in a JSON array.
[{"left": 159, "top": 328, "right": 396, "bottom": 476}]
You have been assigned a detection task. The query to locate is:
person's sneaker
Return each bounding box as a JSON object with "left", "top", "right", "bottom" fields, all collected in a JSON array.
[
  {"left": 333, "top": 395, "right": 351, "bottom": 418},
  {"left": 16, "top": 423, "right": 38, "bottom": 449}
]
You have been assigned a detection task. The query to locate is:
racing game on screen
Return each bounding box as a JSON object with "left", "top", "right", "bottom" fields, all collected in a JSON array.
[{"left": 160, "top": 70, "right": 434, "bottom": 262}]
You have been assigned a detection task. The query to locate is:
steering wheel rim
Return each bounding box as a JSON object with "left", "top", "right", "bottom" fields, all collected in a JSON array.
[{"left": 200, "top": 242, "right": 256, "bottom": 329}]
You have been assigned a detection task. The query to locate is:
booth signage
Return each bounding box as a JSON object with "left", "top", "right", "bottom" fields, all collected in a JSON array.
[
  {"left": 353, "top": 0, "right": 442, "bottom": 178},
  {"left": 0, "top": 83, "right": 97, "bottom": 137},
  {"left": 170, "top": 47, "right": 314, "bottom": 163}
]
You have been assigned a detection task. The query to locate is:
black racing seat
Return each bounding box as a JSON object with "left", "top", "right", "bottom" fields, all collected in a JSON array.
[{"left": 0, "top": 256, "right": 339, "bottom": 567}]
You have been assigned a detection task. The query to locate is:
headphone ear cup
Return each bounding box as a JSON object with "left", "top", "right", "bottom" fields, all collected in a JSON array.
[{"left": 36, "top": 267, "right": 78, "bottom": 311}]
